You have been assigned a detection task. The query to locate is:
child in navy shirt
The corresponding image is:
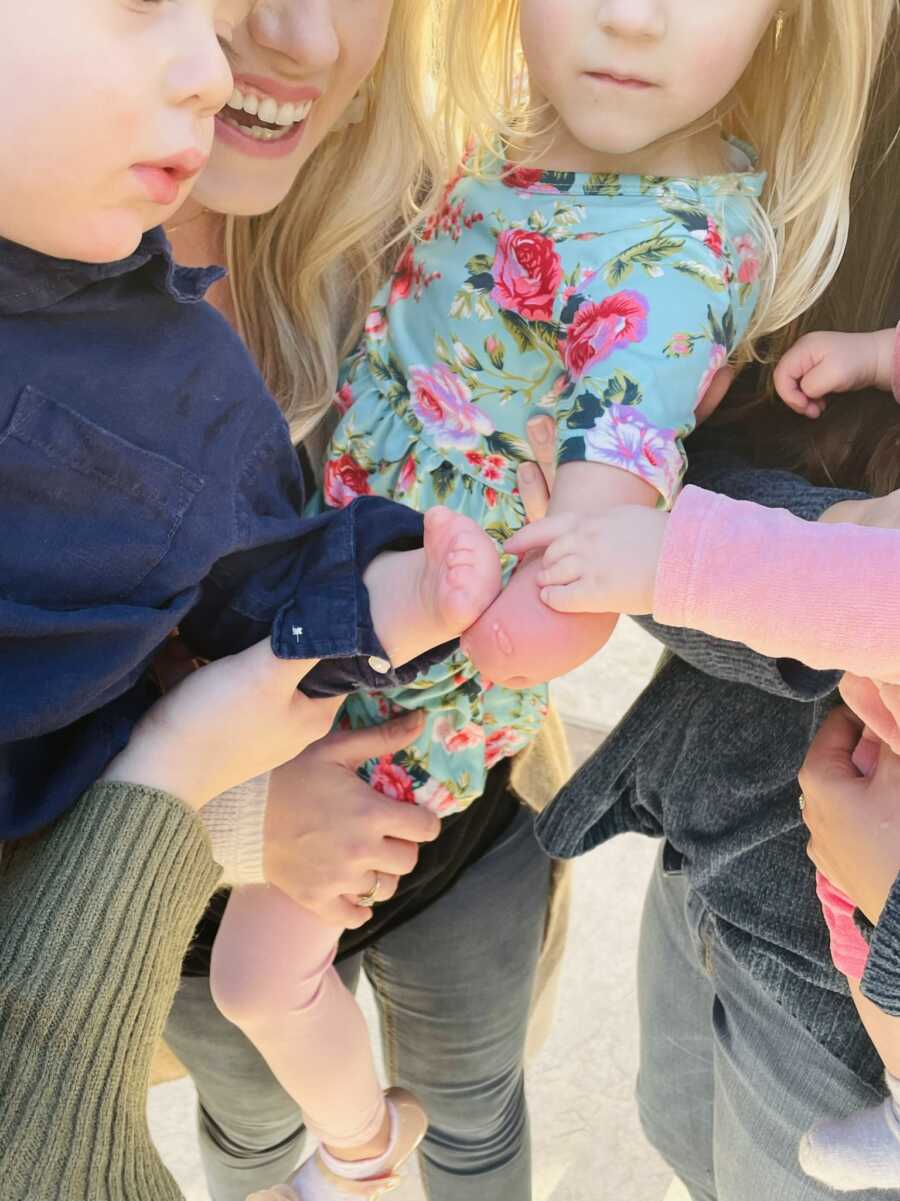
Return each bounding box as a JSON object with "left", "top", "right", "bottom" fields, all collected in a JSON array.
[{"left": 0, "top": 0, "right": 501, "bottom": 840}]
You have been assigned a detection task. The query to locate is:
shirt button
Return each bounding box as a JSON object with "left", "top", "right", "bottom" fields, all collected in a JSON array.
[{"left": 367, "top": 655, "right": 392, "bottom": 675}]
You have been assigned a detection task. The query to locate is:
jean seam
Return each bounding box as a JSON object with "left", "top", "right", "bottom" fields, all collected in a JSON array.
[{"left": 365, "top": 946, "right": 398, "bottom": 1082}]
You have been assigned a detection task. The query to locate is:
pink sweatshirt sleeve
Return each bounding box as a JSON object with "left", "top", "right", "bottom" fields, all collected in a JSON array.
[{"left": 653, "top": 486, "right": 900, "bottom": 682}]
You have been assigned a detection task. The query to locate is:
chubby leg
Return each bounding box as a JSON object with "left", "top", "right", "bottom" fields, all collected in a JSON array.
[
  {"left": 364, "top": 506, "right": 501, "bottom": 670},
  {"left": 210, "top": 886, "right": 388, "bottom": 1157},
  {"left": 799, "top": 979, "right": 900, "bottom": 1192},
  {"left": 461, "top": 550, "right": 617, "bottom": 687}
]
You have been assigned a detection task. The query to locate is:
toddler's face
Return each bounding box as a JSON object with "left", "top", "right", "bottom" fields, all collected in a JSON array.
[
  {"left": 520, "top": 0, "right": 781, "bottom": 169},
  {"left": 0, "top": 0, "right": 249, "bottom": 263}
]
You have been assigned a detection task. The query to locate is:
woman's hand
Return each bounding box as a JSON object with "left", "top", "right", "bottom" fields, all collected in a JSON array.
[
  {"left": 819, "top": 488, "right": 900, "bottom": 529},
  {"left": 263, "top": 712, "right": 440, "bottom": 928},
  {"left": 102, "top": 640, "right": 339, "bottom": 810},
  {"left": 516, "top": 416, "right": 556, "bottom": 523},
  {"left": 800, "top": 706, "right": 900, "bottom": 924}
]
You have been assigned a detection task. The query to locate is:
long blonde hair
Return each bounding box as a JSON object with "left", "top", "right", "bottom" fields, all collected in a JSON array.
[
  {"left": 223, "top": 0, "right": 443, "bottom": 444},
  {"left": 439, "top": 0, "right": 897, "bottom": 356}
]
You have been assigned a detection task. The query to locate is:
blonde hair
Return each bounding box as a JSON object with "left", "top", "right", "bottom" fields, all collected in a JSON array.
[
  {"left": 223, "top": 0, "right": 443, "bottom": 444},
  {"left": 439, "top": 0, "right": 898, "bottom": 355}
]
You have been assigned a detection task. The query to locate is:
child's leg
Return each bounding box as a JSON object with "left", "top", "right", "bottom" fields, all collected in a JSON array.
[
  {"left": 210, "top": 885, "right": 388, "bottom": 1158},
  {"left": 799, "top": 873, "right": 900, "bottom": 1190},
  {"left": 462, "top": 550, "right": 618, "bottom": 688}
]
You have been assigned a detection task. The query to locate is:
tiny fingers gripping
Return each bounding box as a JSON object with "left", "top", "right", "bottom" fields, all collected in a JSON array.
[{"left": 540, "top": 582, "right": 594, "bottom": 613}]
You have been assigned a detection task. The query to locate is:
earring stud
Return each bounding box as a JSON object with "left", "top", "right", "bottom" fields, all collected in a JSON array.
[{"left": 774, "top": 8, "right": 787, "bottom": 52}]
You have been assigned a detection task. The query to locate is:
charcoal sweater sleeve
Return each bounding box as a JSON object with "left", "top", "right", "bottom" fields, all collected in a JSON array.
[
  {"left": 861, "top": 874, "right": 900, "bottom": 1017},
  {"left": 0, "top": 780, "right": 221, "bottom": 1201},
  {"left": 636, "top": 448, "right": 867, "bottom": 699}
]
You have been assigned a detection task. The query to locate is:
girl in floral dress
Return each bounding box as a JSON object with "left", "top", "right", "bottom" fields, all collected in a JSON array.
[{"left": 215, "top": 3, "right": 895, "bottom": 1199}]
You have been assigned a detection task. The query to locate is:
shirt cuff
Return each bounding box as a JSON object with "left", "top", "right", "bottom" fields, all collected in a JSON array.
[
  {"left": 860, "top": 871, "right": 900, "bottom": 1018},
  {"left": 200, "top": 774, "right": 269, "bottom": 885}
]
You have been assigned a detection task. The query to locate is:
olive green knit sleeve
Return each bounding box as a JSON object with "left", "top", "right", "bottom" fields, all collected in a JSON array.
[{"left": 0, "top": 780, "right": 222, "bottom": 1201}]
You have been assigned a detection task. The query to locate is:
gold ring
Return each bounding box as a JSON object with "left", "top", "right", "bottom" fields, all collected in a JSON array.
[{"left": 354, "top": 873, "right": 380, "bottom": 908}]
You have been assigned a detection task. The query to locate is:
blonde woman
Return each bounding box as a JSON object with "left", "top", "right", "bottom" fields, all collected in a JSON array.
[{"left": 157, "top": 4, "right": 566, "bottom": 1201}]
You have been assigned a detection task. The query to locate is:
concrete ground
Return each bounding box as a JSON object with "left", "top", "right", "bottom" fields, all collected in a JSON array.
[{"left": 151, "top": 620, "right": 689, "bottom": 1200}]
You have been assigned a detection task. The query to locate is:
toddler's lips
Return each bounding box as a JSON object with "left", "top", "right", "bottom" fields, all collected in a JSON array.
[
  {"left": 132, "top": 151, "right": 209, "bottom": 206},
  {"left": 584, "top": 70, "right": 655, "bottom": 90}
]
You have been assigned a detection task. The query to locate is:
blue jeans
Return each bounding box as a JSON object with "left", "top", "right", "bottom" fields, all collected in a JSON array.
[
  {"left": 164, "top": 806, "right": 550, "bottom": 1201},
  {"left": 638, "top": 847, "right": 885, "bottom": 1201}
]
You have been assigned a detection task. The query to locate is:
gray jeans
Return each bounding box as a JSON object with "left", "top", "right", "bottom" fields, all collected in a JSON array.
[
  {"left": 638, "top": 847, "right": 885, "bottom": 1201},
  {"left": 165, "top": 807, "right": 550, "bottom": 1201}
]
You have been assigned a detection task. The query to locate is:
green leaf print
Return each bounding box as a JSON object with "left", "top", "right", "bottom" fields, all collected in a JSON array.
[
  {"left": 706, "top": 304, "right": 736, "bottom": 352},
  {"left": 565, "top": 391, "right": 604, "bottom": 430},
  {"left": 640, "top": 175, "right": 669, "bottom": 194},
  {"left": 486, "top": 429, "right": 532, "bottom": 462},
  {"left": 528, "top": 209, "right": 549, "bottom": 232},
  {"left": 499, "top": 309, "right": 534, "bottom": 355},
  {"left": 559, "top": 435, "right": 587, "bottom": 465},
  {"left": 366, "top": 348, "right": 394, "bottom": 385},
  {"left": 673, "top": 259, "right": 727, "bottom": 292},
  {"left": 658, "top": 200, "right": 710, "bottom": 234},
  {"left": 602, "top": 370, "right": 643, "bottom": 406},
  {"left": 431, "top": 460, "right": 458, "bottom": 501},
  {"left": 450, "top": 284, "right": 474, "bottom": 320},
  {"left": 434, "top": 334, "right": 455, "bottom": 368},
  {"left": 605, "top": 234, "right": 685, "bottom": 286},
  {"left": 542, "top": 170, "right": 576, "bottom": 193},
  {"left": 532, "top": 321, "right": 564, "bottom": 354},
  {"left": 584, "top": 173, "right": 621, "bottom": 197},
  {"left": 466, "top": 253, "right": 494, "bottom": 277}
]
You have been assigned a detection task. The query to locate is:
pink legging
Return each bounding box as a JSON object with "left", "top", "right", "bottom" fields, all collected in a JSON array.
[{"left": 210, "top": 885, "right": 386, "bottom": 1149}]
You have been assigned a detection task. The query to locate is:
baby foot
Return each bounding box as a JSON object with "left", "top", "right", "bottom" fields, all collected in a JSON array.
[
  {"left": 364, "top": 507, "right": 501, "bottom": 670},
  {"left": 799, "top": 1094, "right": 900, "bottom": 1191}
]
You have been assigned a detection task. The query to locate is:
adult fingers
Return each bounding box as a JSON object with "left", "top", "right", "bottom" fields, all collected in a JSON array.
[
  {"left": 370, "top": 793, "right": 441, "bottom": 844},
  {"left": 517, "top": 461, "right": 551, "bottom": 524},
  {"left": 322, "top": 710, "right": 425, "bottom": 769},
  {"left": 799, "top": 706, "right": 865, "bottom": 792},
  {"left": 841, "top": 675, "right": 900, "bottom": 756},
  {"left": 526, "top": 416, "right": 557, "bottom": 487}
]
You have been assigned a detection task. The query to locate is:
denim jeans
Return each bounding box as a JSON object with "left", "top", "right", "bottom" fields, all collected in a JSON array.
[
  {"left": 637, "top": 846, "right": 885, "bottom": 1201},
  {"left": 164, "top": 806, "right": 550, "bottom": 1201}
]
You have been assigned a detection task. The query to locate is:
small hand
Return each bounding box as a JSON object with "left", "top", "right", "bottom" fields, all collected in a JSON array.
[
  {"left": 774, "top": 329, "right": 894, "bottom": 419},
  {"left": 800, "top": 706, "right": 900, "bottom": 925},
  {"left": 840, "top": 674, "right": 900, "bottom": 756},
  {"left": 504, "top": 506, "right": 668, "bottom": 615},
  {"left": 263, "top": 711, "right": 440, "bottom": 929}
]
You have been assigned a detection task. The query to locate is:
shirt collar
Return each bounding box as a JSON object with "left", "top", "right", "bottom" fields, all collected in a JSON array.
[{"left": 0, "top": 226, "right": 225, "bottom": 316}]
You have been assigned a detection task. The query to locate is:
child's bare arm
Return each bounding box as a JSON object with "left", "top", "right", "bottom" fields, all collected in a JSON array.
[
  {"left": 774, "top": 328, "right": 898, "bottom": 419},
  {"left": 461, "top": 461, "right": 658, "bottom": 687}
]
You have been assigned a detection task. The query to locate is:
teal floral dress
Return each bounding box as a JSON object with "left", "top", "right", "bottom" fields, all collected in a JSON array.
[{"left": 319, "top": 144, "right": 766, "bottom": 816}]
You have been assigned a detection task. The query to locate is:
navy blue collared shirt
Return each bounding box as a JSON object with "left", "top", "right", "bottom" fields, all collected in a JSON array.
[{"left": 0, "top": 229, "right": 443, "bottom": 838}]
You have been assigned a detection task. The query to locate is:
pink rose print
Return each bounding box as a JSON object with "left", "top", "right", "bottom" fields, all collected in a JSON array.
[
  {"left": 370, "top": 756, "right": 416, "bottom": 804},
  {"left": 484, "top": 726, "right": 528, "bottom": 769},
  {"left": 395, "top": 455, "right": 417, "bottom": 496},
  {"left": 415, "top": 777, "right": 457, "bottom": 816},
  {"left": 491, "top": 229, "right": 563, "bottom": 322},
  {"left": 583, "top": 405, "right": 681, "bottom": 501},
  {"left": 563, "top": 291, "right": 649, "bottom": 380},
  {"left": 484, "top": 487, "right": 498, "bottom": 509},
  {"left": 692, "top": 217, "right": 723, "bottom": 258},
  {"left": 323, "top": 453, "right": 372, "bottom": 509},
  {"left": 334, "top": 382, "right": 355, "bottom": 415},
  {"left": 668, "top": 333, "right": 692, "bottom": 358},
  {"left": 389, "top": 245, "right": 415, "bottom": 304},
  {"left": 696, "top": 344, "right": 728, "bottom": 410},
  {"left": 365, "top": 308, "right": 388, "bottom": 341},
  {"left": 409, "top": 363, "right": 494, "bottom": 450},
  {"left": 434, "top": 716, "right": 485, "bottom": 753},
  {"left": 465, "top": 451, "right": 505, "bottom": 482},
  {"left": 734, "top": 234, "right": 761, "bottom": 284},
  {"left": 501, "top": 164, "right": 545, "bottom": 192}
]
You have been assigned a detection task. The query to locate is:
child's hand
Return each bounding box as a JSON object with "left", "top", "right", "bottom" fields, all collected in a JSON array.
[
  {"left": 774, "top": 329, "right": 895, "bottom": 418},
  {"left": 504, "top": 506, "right": 669, "bottom": 616}
]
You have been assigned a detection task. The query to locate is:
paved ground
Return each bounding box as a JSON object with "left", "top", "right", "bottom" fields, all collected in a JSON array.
[{"left": 151, "top": 621, "right": 685, "bottom": 1200}]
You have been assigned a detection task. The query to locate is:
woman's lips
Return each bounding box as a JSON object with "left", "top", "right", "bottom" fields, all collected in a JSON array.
[{"left": 214, "top": 111, "right": 310, "bottom": 159}]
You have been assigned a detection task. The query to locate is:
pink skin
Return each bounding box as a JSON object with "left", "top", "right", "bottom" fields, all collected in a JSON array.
[
  {"left": 364, "top": 506, "right": 502, "bottom": 672},
  {"left": 461, "top": 552, "right": 616, "bottom": 687}
]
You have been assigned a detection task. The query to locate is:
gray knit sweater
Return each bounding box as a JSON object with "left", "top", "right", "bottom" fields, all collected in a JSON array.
[{"left": 536, "top": 447, "right": 898, "bottom": 1085}]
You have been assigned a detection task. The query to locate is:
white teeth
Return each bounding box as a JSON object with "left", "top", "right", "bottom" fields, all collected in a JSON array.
[
  {"left": 224, "top": 89, "right": 314, "bottom": 130},
  {"left": 257, "top": 96, "right": 278, "bottom": 124}
]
